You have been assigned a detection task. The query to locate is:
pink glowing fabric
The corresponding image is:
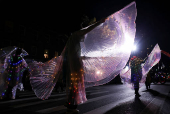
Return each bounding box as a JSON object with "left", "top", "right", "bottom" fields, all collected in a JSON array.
[
  {"left": 120, "top": 44, "right": 161, "bottom": 89},
  {"left": 0, "top": 46, "right": 28, "bottom": 99},
  {"left": 28, "top": 2, "right": 137, "bottom": 103}
]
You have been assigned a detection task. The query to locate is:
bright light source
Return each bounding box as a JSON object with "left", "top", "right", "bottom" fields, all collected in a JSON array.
[
  {"left": 96, "top": 70, "right": 102, "bottom": 75},
  {"left": 125, "top": 66, "right": 129, "bottom": 70},
  {"left": 96, "top": 71, "right": 100, "bottom": 74},
  {"left": 132, "top": 45, "right": 137, "bottom": 51},
  {"left": 120, "top": 33, "right": 136, "bottom": 53}
]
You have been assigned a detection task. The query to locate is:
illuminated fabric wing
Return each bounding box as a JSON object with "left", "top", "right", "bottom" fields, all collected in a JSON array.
[
  {"left": 0, "top": 60, "right": 8, "bottom": 99},
  {"left": 141, "top": 44, "right": 161, "bottom": 82},
  {"left": 0, "top": 46, "right": 28, "bottom": 69},
  {"left": 82, "top": 2, "right": 137, "bottom": 87},
  {"left": 28, "top": 2, "right": 137, "bottom": 100},
  {"left": 120, "top": 44, "right": 161, "bottom": 88},
  {"left": 28, "top": 55, "right": 64, "bottom": 99},
  {"left": 0, "top": 46, "right": 28, "bottom": 58},
  {"left": 120, "top": 67, "right": 132, "bottom": 88}
]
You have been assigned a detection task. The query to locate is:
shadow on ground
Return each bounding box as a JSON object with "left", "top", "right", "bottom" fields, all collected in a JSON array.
[
  {"left": 105, "top": 89, "right": 170, "bottom": 114},
  {"left": 104, "top": 96, "right": 147, "bottom": 114}
]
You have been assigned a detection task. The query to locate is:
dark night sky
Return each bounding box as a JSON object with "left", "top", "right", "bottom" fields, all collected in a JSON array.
[{"left": 1, "top": 0, "right": 170, "bottom": 64}]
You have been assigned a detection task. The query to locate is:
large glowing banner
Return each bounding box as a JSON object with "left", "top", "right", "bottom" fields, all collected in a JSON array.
[{"left": 120, "top": 44, "right": 161, "bottom": 88}]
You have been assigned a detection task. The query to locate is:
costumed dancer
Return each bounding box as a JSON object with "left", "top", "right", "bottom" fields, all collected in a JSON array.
[
  {"left": 145, "top": 70, "right": 151, "bottom": 90},
  {"left": 28, "top": 2, "right": 137, "bottom": 114},
  {"left": 6, "top": 48, "right": 28, "bottom": 99},
  {"left": 120, "top": 44, "right": 161, "bottom": 96},
  {"left": 63, "top": 18, "right": 106, "bottom": 114},
  {"left": 129, "top": 56, "right": 143, "bottom": 97},
  {"left": 0, "top": 47, "right": 28, "bottom": 100}
]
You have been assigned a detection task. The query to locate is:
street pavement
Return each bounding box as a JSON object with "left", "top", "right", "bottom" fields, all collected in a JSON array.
[{"left": 0, "top": 82, "right": 170, "bottom": 114}]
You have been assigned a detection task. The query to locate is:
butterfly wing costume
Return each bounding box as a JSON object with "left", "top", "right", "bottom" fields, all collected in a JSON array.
[{"left": 28, "top": 2, "right": 137, "bottom": 105}]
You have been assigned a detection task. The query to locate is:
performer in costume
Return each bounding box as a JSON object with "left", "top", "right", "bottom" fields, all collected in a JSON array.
[
  {"left": 145, "top": 70, "right": 151, "bottom": 90},
  {"left": 0, "top": 47, "right": 28, "bottom": 100},
  {"left": 129, "top": 56, "right": 143, "bottom": 96},
  {"left": 5, "top": 48, "right": 28, "bottom": 99},
  {"left": 63, "top": 18, "right": 106, "bottom": 113},
  {"left": 28, "top": 2, "right": 137, "bottom": 114},
  {"left": 120, "top": 44, "right": 161, "bottom": 94}
]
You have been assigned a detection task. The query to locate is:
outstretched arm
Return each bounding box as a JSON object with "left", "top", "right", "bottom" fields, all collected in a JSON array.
[{"left": 77, "top": 18, "right": 107, "bottom": 37}]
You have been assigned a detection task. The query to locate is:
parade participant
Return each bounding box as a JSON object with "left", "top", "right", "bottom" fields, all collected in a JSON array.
[
  {"left": 0, "top": 47, "right": 28, "bottom": 100},
  {"left": 63, "top": 17, "right": 106, "bottom": 113},
  {"left": 129, "top": 56, "right": 143, "bottom": 97},
  {"left": 145, "top": 70, "right": 151, "bottom": 90},
  {"left": 5, "top": 48, "right": 28, "bottom": 99},
  {"left": 120, "top": 44, "right": 161, "bottom": 97},
  {"left": 28, "top": 2, "right": 137, "bottom": 114}
]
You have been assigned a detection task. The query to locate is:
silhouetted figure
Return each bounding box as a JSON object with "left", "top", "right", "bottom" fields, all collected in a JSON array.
[
  {"left": 129, "top": 56, "right": 143, "bottom": 97},
  {"left": 145, "top": 71, "right": 151, "bottom": 90}
]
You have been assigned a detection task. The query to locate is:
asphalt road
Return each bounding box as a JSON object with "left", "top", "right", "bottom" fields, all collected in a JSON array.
[{"left": 0, "top": 82, "right": 170, "bottom": 114}]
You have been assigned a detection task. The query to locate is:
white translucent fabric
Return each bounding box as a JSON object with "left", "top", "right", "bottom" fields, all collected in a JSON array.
[
  {"left": 142, "top": 44, "right": 161, "bottom": 77},
  {"left": 82, "top": 2, "right": 137, "bottom": 87},
  {"left": 28, "top": 1, "right": 137, "bottom": 101},
  {"left": 2, "top": 46, "right": 28, "bottom": 69},
  {"left": 28, "top": 56, "right": 63, "bottom": 100},
  {"left": 0, "top": 46, "right": 28, "bottom": 58},
  {"left": 120, "top": 44, "right": 161, "bottom": 89}
]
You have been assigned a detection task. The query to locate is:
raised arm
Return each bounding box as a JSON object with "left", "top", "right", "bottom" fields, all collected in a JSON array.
[{"left": 77, "top": 18, "right": 107, "bottom": 36}]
